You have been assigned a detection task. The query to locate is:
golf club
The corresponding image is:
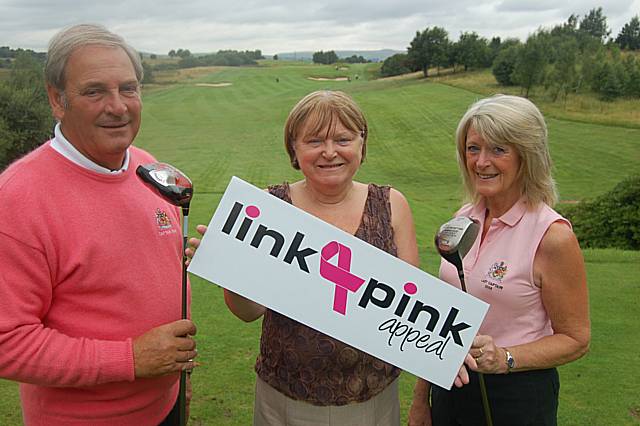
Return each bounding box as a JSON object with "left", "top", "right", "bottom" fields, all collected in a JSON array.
[
  {"left": 435, "top": 216, "right": 493, "bottom": 426},
  {"left": 137, "top": 162, "right": 193, "bottom": 426},
  {"left": 435, "top": 216, "right": 479, "bottom": 292}
]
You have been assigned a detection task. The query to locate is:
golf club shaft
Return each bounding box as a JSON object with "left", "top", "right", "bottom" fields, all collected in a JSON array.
[
  {"left": 457, "top": 269, "right": 467, "bottom": 293},
  {"left": 456, "top": 266, "right": 492, "bottom": 426},
  {"left": 179, "top": 212, "right": 189, "bottom": 426},
  {"left": 478, "top": 372, "right": 493, "bottom": 426}
]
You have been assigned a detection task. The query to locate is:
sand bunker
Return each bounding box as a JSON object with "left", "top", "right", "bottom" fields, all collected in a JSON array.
[
  {"left": 307, "top": 77, "right": 349, "bottom": 81},
  {"left": 195, "top": 82, "right": 232, "bottom": 87}
]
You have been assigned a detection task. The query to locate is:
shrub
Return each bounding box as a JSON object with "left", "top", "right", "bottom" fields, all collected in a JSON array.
[
  {"left": 0, "top": 53, "right": 53, "bottom": 170},
  {"left": 560, "top": 175, "right": 640, "bottom": 250},
  {"left": 492, "top": 45, "right": 519, "bottom": 86},
  {"left": 380, "top": 53, "right": 411, "bottom": 77}
]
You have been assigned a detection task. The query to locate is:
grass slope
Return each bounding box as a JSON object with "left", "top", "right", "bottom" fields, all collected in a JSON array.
[{"left": 1, "top": 62, "right": 638, "bottom": 425}]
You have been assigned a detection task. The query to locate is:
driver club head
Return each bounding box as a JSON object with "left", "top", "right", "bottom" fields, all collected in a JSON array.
[
  {"left": 434, "top": 216, "right": 480, "bottom": 271},
  {"left": 136, "top": 163, "right": 193, "bottom": 211}
]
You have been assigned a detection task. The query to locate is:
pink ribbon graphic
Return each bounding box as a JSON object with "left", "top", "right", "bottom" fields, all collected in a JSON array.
[{"left": 319, "top": 241, "right": 365, "bottom": 315}]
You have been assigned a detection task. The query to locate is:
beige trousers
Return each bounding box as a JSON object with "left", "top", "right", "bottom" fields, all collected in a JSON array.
[{"left": 253, "top": 377, "right": 400, "bottom": 426}]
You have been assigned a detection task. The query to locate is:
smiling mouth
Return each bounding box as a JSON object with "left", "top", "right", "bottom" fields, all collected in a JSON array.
[
  {"left": 100, "top": 122, "right": 129, "bottom": 129},
  {"left": 318, "top": 163, "right": 344, "bottom": 169},
  {"left": 477, "top": 172, "right": 498, "bottom": 179}
]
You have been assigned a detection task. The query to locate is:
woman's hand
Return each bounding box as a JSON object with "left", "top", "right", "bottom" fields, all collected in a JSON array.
[
  {"left": 468, "top": 334, "right": 507, "bottom": 374},
  {"left": 185, "top": 225, "right": 207, "bottom": 265}
]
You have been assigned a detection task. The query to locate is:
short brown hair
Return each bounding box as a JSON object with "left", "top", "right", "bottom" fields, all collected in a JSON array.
[{"left": 284, "top": 90, "right": 368, "bottom": 169}]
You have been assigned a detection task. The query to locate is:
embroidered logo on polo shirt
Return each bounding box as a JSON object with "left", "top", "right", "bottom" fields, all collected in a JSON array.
[
  {"left": 481, "top": 261, "right": 507, "bottom": 291},
  {"left": 487, "top": 261, "right": 508, "bottom": 282}
]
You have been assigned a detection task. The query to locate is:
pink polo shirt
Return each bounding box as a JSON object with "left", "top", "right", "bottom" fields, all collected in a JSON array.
[{"left": 439, "top": 198, "right": 570, "bottom": 348}]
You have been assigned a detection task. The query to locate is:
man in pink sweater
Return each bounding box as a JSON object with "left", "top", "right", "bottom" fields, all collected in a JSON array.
[{"left": 0, "top": 24, "right": 197, "bottom": 425}]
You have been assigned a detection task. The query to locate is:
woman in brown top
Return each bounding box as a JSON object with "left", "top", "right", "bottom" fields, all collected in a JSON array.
[{"left": 193, "top": 90, "right": 419, "bottom": 425}]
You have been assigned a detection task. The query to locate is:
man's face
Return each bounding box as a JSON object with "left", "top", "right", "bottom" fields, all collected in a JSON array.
[{"left": 47, "top": 44, "right": 142, "bottom": 170}]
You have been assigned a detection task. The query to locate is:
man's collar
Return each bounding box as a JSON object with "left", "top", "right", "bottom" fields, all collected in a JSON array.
[{"left": 49, "top": 123, "right": 130, "bottom": 174}]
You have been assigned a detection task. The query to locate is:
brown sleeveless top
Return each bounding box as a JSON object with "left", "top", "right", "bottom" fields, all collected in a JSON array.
[{"left": 255, "top": 183, "right": 401, "bottom": 406}]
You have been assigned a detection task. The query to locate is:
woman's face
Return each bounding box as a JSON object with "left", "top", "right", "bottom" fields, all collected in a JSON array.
[
  {"left": 465, "top": 126, "right": 521, "bottom": 206},
  {"left": 293, "top": 118, "right": 363, "bottom": 189}
]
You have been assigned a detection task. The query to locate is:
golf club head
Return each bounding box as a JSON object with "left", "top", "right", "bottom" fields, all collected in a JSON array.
[
  {"left": 137, "top": 163, "right": 193, "bottom": 211},
  {"left": 434, "top": 216, "right": 480, "bottom": 271}
]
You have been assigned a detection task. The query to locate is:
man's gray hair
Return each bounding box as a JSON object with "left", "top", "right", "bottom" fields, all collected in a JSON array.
[{"left": 45, "top": 23, "right": 143, "bottom": 91}]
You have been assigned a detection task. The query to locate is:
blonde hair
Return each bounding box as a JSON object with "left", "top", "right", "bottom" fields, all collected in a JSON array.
[
  {"left": 455, "top": 94, "right": 558, "bottom": 207},
  {"left": 284, "top": 90, "right": 367, "bottom": 169}
]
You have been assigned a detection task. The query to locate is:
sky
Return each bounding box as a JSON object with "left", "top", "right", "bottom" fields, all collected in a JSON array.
[{"left": 1, "top": 0, "right": 638, "bottom": 55}]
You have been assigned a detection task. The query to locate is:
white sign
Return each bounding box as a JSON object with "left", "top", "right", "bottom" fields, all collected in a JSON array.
[{"left": 188, "top": 177, "right": 489, "bottom": 389}]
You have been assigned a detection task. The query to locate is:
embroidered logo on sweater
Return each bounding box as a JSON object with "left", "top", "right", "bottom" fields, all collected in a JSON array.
[{"left": 155, "top": 208, "right": 173, "bottom": 230}]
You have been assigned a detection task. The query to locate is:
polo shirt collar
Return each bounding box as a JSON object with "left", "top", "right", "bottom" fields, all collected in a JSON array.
[
  {"left": 50, "top": 123, "right": 130, "bottom": 174},
  {"left": 469, "top": 197, "right": 528, "bottom": 227}
]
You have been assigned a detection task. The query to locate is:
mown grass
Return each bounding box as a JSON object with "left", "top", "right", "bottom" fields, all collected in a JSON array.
[{"left": 1, "top": 61, "right": 638, "bottom": 425}]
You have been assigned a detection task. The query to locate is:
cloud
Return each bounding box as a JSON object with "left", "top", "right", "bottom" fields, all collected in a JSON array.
[{"left": 0, "top": 0, "right": 637, "bottom": 53}]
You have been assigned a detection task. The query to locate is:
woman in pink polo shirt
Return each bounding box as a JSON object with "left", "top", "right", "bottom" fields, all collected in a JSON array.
[{"left": 409, "top": 95, "right": 590, "bottom": 425}]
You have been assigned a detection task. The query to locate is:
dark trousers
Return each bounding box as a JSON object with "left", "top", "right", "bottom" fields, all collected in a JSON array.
[
  {"left": 432, "top": 368, "right": 559, "bottom": 426},
  {"left": 158, "top": 397, "right": 180, "bottom": 426}
]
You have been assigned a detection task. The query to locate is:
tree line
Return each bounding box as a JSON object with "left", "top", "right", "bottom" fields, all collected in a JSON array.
[
  {"left": 312, "top": 51, "right": 370, "bottom": 64},
  {"left": 0, "top": 46, "right": 46, "bottom": 68},
  {"left": 381, "top": 8, "right": 640, "bottom": 101},
  {"left": 153, "top": 49, "right": 263, "bottom": 70}
]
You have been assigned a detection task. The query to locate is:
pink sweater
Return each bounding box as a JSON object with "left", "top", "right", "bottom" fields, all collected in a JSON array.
[
  {"left": 440, "top": 198, "right": 570, "bottom": 348},
  {"left": 0, "top": 143, "right": 185, "bottom": 425}
]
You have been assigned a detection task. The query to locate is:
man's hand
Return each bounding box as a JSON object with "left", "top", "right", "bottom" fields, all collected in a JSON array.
[
  {"left": 185, "top": 225, "right": 207, "bottom": 265},
  {"left": 133, "top": 319, "right": 197, "bottom": 378}
]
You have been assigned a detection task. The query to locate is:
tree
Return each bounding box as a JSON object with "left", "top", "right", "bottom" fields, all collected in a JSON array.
[
  {"left": 512, "top": 32, "right": 550, "bottom": 97},
  {"left": 578, "top": 46, "right": 606, "bottom": 92},
  {"left": 454, "top": 32, "right": 489, "bottom": 71},
  {"left": 150, "top": 54, "right": 157, "bottom": 60},
  {"left": 273, "top": 54, "right": 278, "bottom": 60},
  {"left": 551, "top": 13, "right": 579, "bottom": 38},
  {"left": 546, "top": 36, "right": 579, "bottom": 102},
  {"left": 168, "top": 49, "right": 176, "bottom": 57},
  {"left": 579, "top": 7, "right": 610, "bottom": 42},
  {"left": 176, "top": 49, "right": 191, "bottom": 58},
  {"left": 596, "top": 61, "right": 624, "bottom": 101},
  {"left": 492, "top": 44, "right": 521, "bottom": 86},
  {"left": 0, "top": 54, "right": 53, "bottom": 170},
  {"left": 343, "top": 54, "right": 368, "bottom": 64},
  {"left": 622, "top": 55, "right": 640, "bottom": 97},
  {"left": 407, "top": 26, "right": 449, "bottom": 77},
  {"left": 616, "top": 16, "right": 640, "bottom": 50},
  {"left": 380, "top": 53, "right": 411, "bottom": 77},
  {"left": 312, "top": 50, "right": 338, "bottom": 65}
]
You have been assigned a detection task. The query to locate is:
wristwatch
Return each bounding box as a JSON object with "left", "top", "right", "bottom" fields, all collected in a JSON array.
[{"left": 504, "top": 348, "right": 515, "bottom": 373}]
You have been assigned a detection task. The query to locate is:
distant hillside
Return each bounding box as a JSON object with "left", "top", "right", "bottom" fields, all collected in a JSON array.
[{"left": 274, "top": 49, "right": 403, "bottom": 62}]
